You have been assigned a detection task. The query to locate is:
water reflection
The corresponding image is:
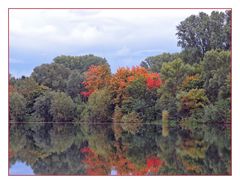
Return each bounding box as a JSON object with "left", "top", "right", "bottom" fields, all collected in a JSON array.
[{"left": 9, "top": 122, "right": 230, "bottom": 175}]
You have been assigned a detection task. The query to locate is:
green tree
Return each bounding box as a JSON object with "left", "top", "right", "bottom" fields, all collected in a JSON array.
[
  {"left": 177, "top": 89, "right": 209, "bottom": 116},
  {"left": 31, "top": 63, "right": 71, "bottom": 91},
  {"left": 10, "top": 92, "right": 27, "bottom": 122},
  {"left": 140, "top": 53, "right": 180, "bottom": 72},
  {"left": 50, "top": 92, "right": 76, "bottom": 122},
  {"left": 179, "top": 48, "right": 202, "bottom": 64},
  {"left": 155, "top": 59, "right": 194, "bottom": 119},
  {"left": 202, "top": 99, "right": 230, "bottom": 125},
  {"left": 160, "top": 58, "right": 194, "bottom": 95},
  {"left": 84, "top": 88, "right": 112, "bottom": 122},
  {"left": 176, "top": 11, "right": 231, "bottom": 59},
  {"left": 33, "top": 91, "right": 54, "bottom": 122},
  {"left": 122, "top": 77, "right": 158, "bottom": 121},
  {"left": 201, "top": 50, "right": 230, "bottom": 102},
  {"left": 53, "top": 55, "right": 109, "bottom": 73},
  {"left": 13, "top": 77, "right": 48, "bottom": 117},
  {"left": 33, "top": 91, "right": 76, "bottom": 122},
  {"left": 66, "top": 71, "right": 85, "bottom": 98},
  {"left": 121, "top": 111, "right": 142, "bottom": 134}
]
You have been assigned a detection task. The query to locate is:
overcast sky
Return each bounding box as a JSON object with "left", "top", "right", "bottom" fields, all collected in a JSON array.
[{"left": 10, "top": 9, "right": 214, "bottom": 78}]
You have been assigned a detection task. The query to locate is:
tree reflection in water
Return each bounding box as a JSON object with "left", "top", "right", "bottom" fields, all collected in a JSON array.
[{"left": 9, "top": 122, "right": 230, "bottom": 175}]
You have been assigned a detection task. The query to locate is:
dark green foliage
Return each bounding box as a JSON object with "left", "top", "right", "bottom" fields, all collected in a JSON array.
[
  {"left": 33, "top": 91, "right": 75, "bottom": 122},
  {"left": 53, "top": 55, "right": 108, "bottom": 72},
  {"left": 66, "top": 71, "right": 85, "bottom": 98},
  {"left": 179, "top": 48, "right": 202, "bottom": 64},
  {"left": 160, "top": 58, "right": 194, "bottom": 94},
  {"left": 122, "top": 77, "right": 158, "bottom": 121},
  {"left": 155, "top": 92, "right": 178, "bottom": 119},
  {"left": 33, "top": 91, "right": 53, "bottom": 122},
  {"left": 140, "top": 52, "right": 180, "bottom": 72},
  {"left": 10, "top": 92, "right": 27, "bottom": 122},
  {"left": 50, "top": 92, "right": 76, "bottom": 122},
  {"left": 202, "top": 99, "right": 230, "bottom": 125},
  {"left": 31, "top": 63, "right": 71, "bottom": 91},
  {"left": 83, "top": 88, "right": 112, "bottom": 123},
  {"left": 201, "top": 50, "right": 230, "bottom": 102},
  {"left": 176, "top": 11, "right": 231, "bottom": 58},
  {"left": 13, "top": 77, "right": 48, "bottom": 117}
]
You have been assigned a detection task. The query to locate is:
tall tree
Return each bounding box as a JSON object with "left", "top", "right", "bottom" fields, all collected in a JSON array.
[{"left": 176, "top": 11, "right": 231, "bottom": 59}]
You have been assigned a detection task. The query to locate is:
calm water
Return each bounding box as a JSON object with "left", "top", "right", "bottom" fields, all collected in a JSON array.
[{"left": 9, "top": 122, "right": 230, "bottom": 175}]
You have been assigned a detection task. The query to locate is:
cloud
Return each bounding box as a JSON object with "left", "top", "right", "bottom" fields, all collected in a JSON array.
[
  {"left": 9, "top": 9, "right": 219, "bottom": 77},
  {"left": 10, "top": 9, "right": 214, "bottom": 51}
]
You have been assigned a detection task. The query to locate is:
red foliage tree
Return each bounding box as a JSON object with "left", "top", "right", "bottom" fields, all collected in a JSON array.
[
  {"left": 146, "top": 156, "right": 164, "bottom": 174},
  {"left": 146, "top": 73, "right": 162, "bottom": 89},
  {"left": 109, "top": 66, "right": 162, "bottom": 104},
  {"left": 80, "top": 147, "right": 110, "bottom": 175},
  {"left": 80, "top": 147, "right": 164, "bottom": 175}
]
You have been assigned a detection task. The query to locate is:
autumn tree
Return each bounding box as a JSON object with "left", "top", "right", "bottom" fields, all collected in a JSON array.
[
  {"left": 110, "top": 66, "right": 162, "bottom": 108},
  {"left": 80, "top": 147, "right": 110, "bottom": 175},
  {"left": 81, "top": 64, "right": 111, "bottom": 97}
]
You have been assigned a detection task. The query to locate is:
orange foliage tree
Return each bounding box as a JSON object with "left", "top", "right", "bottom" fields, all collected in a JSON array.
[
  {"left": 80, "top": 64, "right": 111, "bottom": 97},
  {"left": 109, "top": 66, "right": 162, "bottom": 104},
  {"left": 80, "top": 147, "right": 110, "bottom": 175},
  {"left": 80, "top": 65, "right": 162, "bottom": 99}
]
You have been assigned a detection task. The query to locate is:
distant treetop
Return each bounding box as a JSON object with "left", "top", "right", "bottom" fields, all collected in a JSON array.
[{"left": 53, "top": 54, "right": 109, "bottom": 73}]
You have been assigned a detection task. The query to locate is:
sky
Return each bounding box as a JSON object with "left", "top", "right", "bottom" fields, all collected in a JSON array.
[
  {"left": 9, "top": 161, "right": 34, "bottom": 175},
  {"left": 10, "top": 9, "right": 214, "bottom": 78}
]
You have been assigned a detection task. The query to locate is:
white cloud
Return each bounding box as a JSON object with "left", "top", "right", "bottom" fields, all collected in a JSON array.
[
  {"left": 10, "top": 9, "right": 215, "bottom": 52},
  {"left": 9, "top": 9, "right": 223, "bottom": 76}
]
